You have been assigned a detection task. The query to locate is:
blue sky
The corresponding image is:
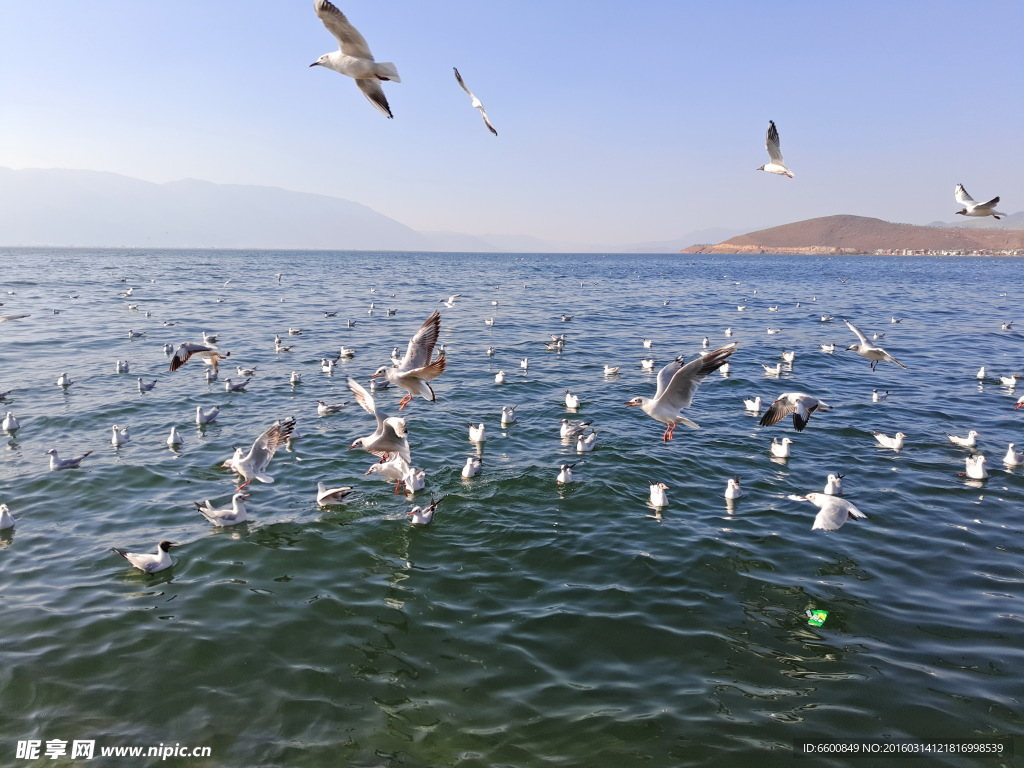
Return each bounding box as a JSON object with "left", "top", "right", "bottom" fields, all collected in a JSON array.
[{"left": 1, "top": 0, "right": 1021, "bottom": 246}]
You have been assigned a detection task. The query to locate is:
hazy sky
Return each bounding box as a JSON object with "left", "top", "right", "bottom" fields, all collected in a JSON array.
[{"left": 1, "top": 1, "right": 1021, "bottom": 246}]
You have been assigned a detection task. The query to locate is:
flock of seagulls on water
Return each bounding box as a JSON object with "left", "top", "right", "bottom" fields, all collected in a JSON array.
[{"left": 3, "top": 264, "right": 1022, "bottom": 573}]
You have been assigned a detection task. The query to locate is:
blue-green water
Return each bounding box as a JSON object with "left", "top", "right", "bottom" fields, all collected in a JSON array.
[{"left": 0, "top": 248, "right": 1021, "bottom": 767}]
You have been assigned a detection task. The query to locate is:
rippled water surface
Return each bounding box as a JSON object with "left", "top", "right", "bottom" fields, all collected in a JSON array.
[{"left": 1, "top": 248, "right": 1021, "bottom": 767}]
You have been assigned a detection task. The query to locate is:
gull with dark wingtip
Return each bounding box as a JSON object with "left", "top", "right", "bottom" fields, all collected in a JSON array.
[
  {"left": 454, "top": 67, "right": 498, "bottom": 136},
  {"left": 757, "top": 120, "right": 794, "bottom": 178},
  {"left": 626, "top": 344, "right": 737, "bottom": 441},
  {"left": 310, "top": 0, "right": 400, "bottom": 119}
]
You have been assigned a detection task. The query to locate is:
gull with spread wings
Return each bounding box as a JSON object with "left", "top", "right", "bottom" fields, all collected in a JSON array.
[
  {"left": 347, "top": 378, "right": 411, "bottom": 463},
  {"left": 844, "top": 319, "right": 906, "bottom": 371},
  {"left": 222, "top": 418, "right": 296, "bottom": 483},
  {"left": 626, "top": 344, "right": 737, "bottom": 441},
  {"left": 310, "top": 0, "right": 400, "bottom": 118},
  {"left": 453, "top": 67, "right": 498, "bottom": 136},
  {"left": 372, "top": 309, "right": 447, "bottom": 410}
]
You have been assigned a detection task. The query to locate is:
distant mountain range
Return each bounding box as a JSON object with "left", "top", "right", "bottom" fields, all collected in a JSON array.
[
  {"left": 681, "top": 214, "right": 1024, "bottom": 255},
  {"left": 0, "top": 167, "right": 744, "bottom": 253}
]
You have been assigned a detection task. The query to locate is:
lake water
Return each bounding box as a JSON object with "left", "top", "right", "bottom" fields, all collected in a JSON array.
[{"left": 0, "top": 248, "right": 1021, "bottom": 767}]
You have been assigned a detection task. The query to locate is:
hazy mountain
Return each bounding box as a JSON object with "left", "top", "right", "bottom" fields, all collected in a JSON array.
[
  {"left": 0, "top": 167, "right": 756, "bottom": 254},
  {"left": 0, "top": 167, "right": 428, "bottom": 250}
]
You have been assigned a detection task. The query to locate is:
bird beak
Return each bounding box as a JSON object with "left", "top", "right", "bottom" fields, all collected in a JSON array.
[
  {"left": 309, "top": 61, "right": 320, "bottom": 68},
  {"left": 624, "top": 401, "right": 636, "bottom": 407}
]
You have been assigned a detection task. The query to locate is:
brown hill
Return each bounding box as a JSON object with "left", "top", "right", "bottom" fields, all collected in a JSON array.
[{"left": 681, "top": 214, "right": 1024, "bottom": 255}]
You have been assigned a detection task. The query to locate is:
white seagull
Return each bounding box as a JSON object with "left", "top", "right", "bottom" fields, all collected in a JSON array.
[
  {"left": 167, "top": 426, "right": 183, "bottom": 447},
  {"left": 757, "top": 120, "right": 794, "bottom": 178},
  {"left": 954, "top": 183, "right": 1006, "bottom": 219},
  {"left": 347, "top": 378, "right": 410, "bottom": 463},
  {"left": 222, "top": 417, "right": 296, "bottom": 483},
  {"left": 963, "top": 455, "right": 988, "bottom": 480},
  {"left": 111, "top": 540, "right": 178, "bottom": 573},
  {"left": 873, "top": 431, "right": 907, "bottom": 451},
  {"left": 195, "top": 405, "right": 220, "bottom": 425},
  {"left": 759, "top": 392, "right": 831, "bottom": 431},
  {"left": 556, "top": 463, "right": 576, "bottom": 484},
  {"left": 408, "top": 496, "right": 442, "bottom": 526},
  {"left": 559, "top": 419, "right": 592, "bottom": 439},
  {"left": 770, "top": 437, "right": 793, "bottom": 458},
  {"left": 844, "top": 319, "right": 906, "bottom": 370},
  {"left": 0, "top": 503, "right": 15, "bottom": 530},
  {"left": 725, "top": 478, "right": 744, "bottom": 499},
  {"left": 372, "top": 310, "right": 446, "bottom": 410},
  {"left": 2, "top": 412, "right": 20, "bottom": 432},
  {"left": 137, "top": 378, "right": 157, "bottom": 392},
  {"left": 823, "top": 473, "right": 844, "bottom": 495},
  {"left": 56, "top": 372, "right": 73, "bottom": 388},
  {"left": 453, "top": 67, "right": 498, "bottom": 136},
  {"left": 317, "top": 481, "right": 354, "bottom": 506},
  {"left": 649, "top": 482, "right": 669, "bottom": 508},
  {"left": 625, "top": 344, "right": 737, "bottom": 441},
  {"left": 110, "top": 424, "right": 131, "bottom": 447},
  {"left": 576, "top": 429, "right": 598, "bottom": 453},
  {"left": 500, "top": 405, "right": 518, "bottom": 425},
  {"left": 310, "top": 0, "right": 400, "bottom": 119},
  {"left": 1002, "top": 443, "right": 1024, "bottom": 466},
  {"left": 46, "top": 448, "right": 93, "bottom": 470},
  {"left": 947, "top": 430, "right": 980, "bottom": 448},
  {"left": 789, "top": 493, "right": 867, "bottom": 531},
  {"left": 743, "top": 396, "right": 762, "bottom": 414},
  {"left": 468, "top": 422, "right": 486, "bottom": 443},
  {"left": 564, "top": 390, "right": 580, "bottom": 409},
  {"left": 316, "top": 400, "right": 348, "bottom": 416},
  {"left": 195, "top": 489, "right": 250, "bottom": 526},
  {"left": 461, "top": 456, "right": 482, "bottom": 478}
]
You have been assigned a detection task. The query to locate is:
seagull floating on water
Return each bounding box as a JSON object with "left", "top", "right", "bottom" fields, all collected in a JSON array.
[
  {"left": 576, "top": 429, "right": 598, "bottom": 452},
  {"left": 649, "top": 482, "right": 669, "bottom": 508},
  {"left": 556, "top": 463, "right": 576, "bottom": 484},
  {"left": 823, "top": 473, "right": 844, "bottom": 495},
  {"left": 167, "top": 426, "right": 182, "bottom": 447},
  {"left": 195, "top": 405, "right": 220, "bottom": 425},
  {"left": 626, "top": 344, "right": 737, "bottom": 441},
  {"left": 873, "top": 431, "right": 906, "bottom": 451},
  {"left": 137, "top": 378, "right": 156, "bottom": 392},
  {"left": 1003, "top": 443, "right": 1024, "bottom": 466},
  {"left": 871, "top": 389, "right": 888, "bottom": 402},
  {"left": 963, "top": 455, "right": 988, "bottom": 480},
  {"left": 110, "top": 424, "right": 131, "bottom": 447},
  {"left": 111, "top": 540, "right": 178, "bottom": 573},
  {"left": 195, "top": 489, "right": 250, "bottom": 526},
  {"left": 2, "top": 412, "right": 20, "bottom": 432},
  {"left": 317, "top": 481, "right": 354, "bottom": 506},
  {"left": 725, "top": 478, "right": 744, "bottom": 499},
  {"left": 564, "top": 390, "right": 580, "bottom": 410},
  {"left": 46, "top": 448, "right": 93, "bottom": 470},
  {"left": 743, "top": 396, "right": 762, "bottom": 414},
  {"left": 408, "top": 496, "right": 442, "bottom": 526},
  {"left": 947, "top": 430, "right": 980, "bottom": 448},
  {"left": 770, "top": 437, "right": 793, "bottom": 458},
  {"left": 757, "top": 120, "right": 794, "bottom": 178},
  {"left": 56, "top": 372, "right": 73, "bottom": 388},
  {"left": 0, "top": 503, "right": 14, "bottom": 530},
  {"left": 316, "top": 400, "right": 348, "bottom": 416},
  {"left": 461, "top": 456, "right": 482, "bottom": 478},
  {"left": 310, "top": 0, "right": 400, "bottom": 118}
]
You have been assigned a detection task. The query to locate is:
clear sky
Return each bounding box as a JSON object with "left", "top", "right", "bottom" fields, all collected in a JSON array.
[{"left": 1, "top": 0, "right": 1021, "bottom": 247}]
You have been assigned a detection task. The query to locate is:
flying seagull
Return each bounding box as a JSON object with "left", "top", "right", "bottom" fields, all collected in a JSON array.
[
  {"left": 625, "top": 344, "right": 737, "bottom": 441},
  {"left": 310, "top": 0, "right": 400, "bottom": 119},
  {"left": 844, "top": 319, "right": 906, "bottom": 371},
  {"left": 757, "top": 120, "right": 794, "bottom": 178},
  {"left": 954, "top": 184, "right": 1006, "bottom": 219},
  {"left": 453, "top": 67, "right": 498, "bottom": 136}
]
